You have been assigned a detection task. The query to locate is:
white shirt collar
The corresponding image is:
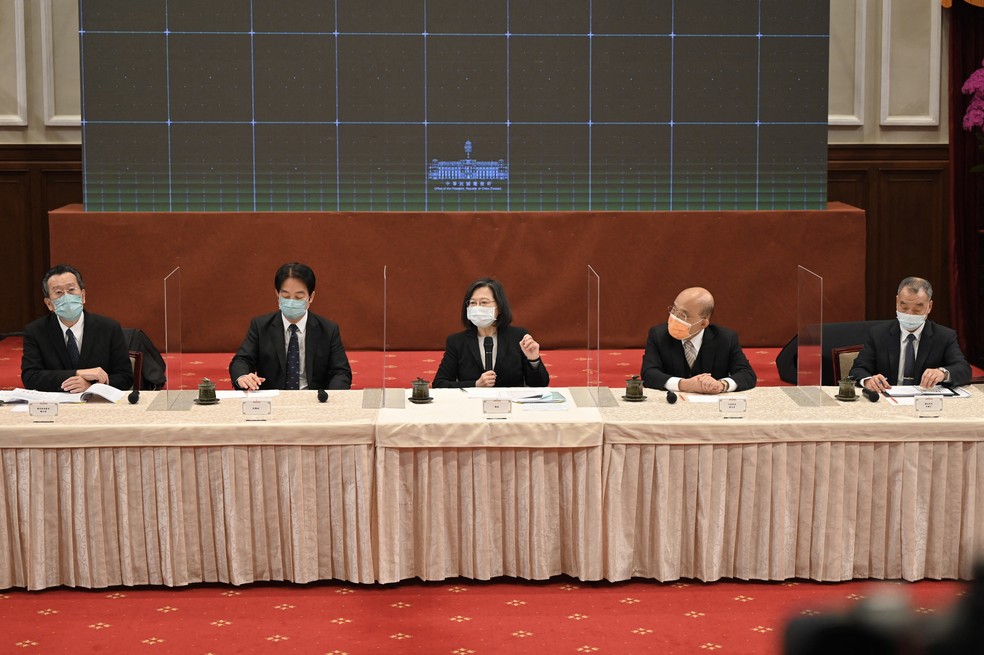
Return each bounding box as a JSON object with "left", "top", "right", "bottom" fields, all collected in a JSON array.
[
  {"left": 900, "top": 321, "right": 926, "bottom": 342},
  {"left": 281, "top": 311, "right": 309, "bottom": 335},
  {"left": 686, "top": 327, "right": 706, "bottom": 351},
  {"left": 60, "top": 311, "right": 85, "bottom": 343}
]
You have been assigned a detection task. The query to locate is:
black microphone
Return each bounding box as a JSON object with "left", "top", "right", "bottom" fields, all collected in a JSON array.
[
  {"left": 317, "top": 389, "right": 328, "bottom": 403},
  {"left": 666, "top": 390, "right": 678, "bottom": 404},
  {"left": 128, "top": 389, "right": 140, "bottom": 404},
  {"left": 483, "top": 336, "right": 494, "bottom": 371},
  {"left": 862, "top": 387, "right": 880, "bottom": 402}
]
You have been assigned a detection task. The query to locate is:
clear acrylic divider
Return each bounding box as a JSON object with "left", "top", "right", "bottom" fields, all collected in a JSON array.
[
  {"left": 381, "top": 265, "right": 404, "bottom": 408},
  {"left": 571, "top": 265, "right": 617, "bottom": 407},
  {"left": 362, "top": 265, "right": 391, "bottom": 408},
  {"left": 786, "top": 265, "right": 827, "bottom": 406},
  {"left": 149, "top": 266, "right": 192, "bottom": 410}
]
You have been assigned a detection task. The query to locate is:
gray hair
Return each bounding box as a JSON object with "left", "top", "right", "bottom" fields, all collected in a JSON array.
[{"left": 897, "top": 277, "right": 933, "bottom": 299}]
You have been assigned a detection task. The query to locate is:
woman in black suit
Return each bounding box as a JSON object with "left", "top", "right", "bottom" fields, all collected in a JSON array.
[{"left": 432, "top": 278, "right": 549, "bottom": 388}]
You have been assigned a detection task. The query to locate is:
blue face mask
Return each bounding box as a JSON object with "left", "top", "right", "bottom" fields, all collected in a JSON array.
[
  {"left": 897, "top": 311, "right": 927, "bottom": 332},
  {"left": 279, "top": 296, "right": 308, "bottom": 321},
  {"left": 52, "top": 293, "right": 84, "bottom": 323}
]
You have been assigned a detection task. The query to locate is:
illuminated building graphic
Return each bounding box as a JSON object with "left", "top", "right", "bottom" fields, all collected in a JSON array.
[{"left": 428, "top": 140, "right": 508, "bottom": 192}]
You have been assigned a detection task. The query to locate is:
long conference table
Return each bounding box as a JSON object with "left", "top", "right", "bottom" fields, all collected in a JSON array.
[{"left": 1, "top": 386, "right": 983, "bottom": 590}]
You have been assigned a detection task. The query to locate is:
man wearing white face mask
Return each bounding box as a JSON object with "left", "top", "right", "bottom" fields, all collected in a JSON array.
[
  {"left": 433, "top": 278, "right": 549, "bottom": 388},
  {"left": 230, "top": 262, "right": 352, "bottom": 391},
  {"left": 21, "top": 264, "right": 133, "bottom": 392},
  {"left": 850, "top": 277, "right": 970, "bottom": 392},
  {"left": 640, "top": 286, "right": 756, "bottom": 393}
]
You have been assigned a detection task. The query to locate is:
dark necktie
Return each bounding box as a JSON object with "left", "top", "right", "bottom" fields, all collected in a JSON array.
[
  {"left": 66, "top": 330, "right": 80, "bottom": 369},
  {"left": 286, "top": 324, "right": 300, "bottom": 390},
  {"left": 484, "top": 336, "right": 494, "bottom": 371},
  {"left": 902, "top": 333, "right": 916, "bottom": 383}
]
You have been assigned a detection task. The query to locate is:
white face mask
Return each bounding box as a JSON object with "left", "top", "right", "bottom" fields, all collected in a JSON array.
[
  {"left": 897, "top": 311, "right": 927, "bottom": 332},
  {"left": 467, "top": 305, "right": 496, "bottom": 328}
]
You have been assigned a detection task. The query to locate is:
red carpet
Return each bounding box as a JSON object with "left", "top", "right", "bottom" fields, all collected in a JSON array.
[
  {"left": 0, "top": 336, "right": 789, "bottom": 390},
  {"left": 0, "top": 577, "right": 967, "bottom": 654}
]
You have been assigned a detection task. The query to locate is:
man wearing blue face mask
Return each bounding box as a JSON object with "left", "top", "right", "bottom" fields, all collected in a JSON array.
[
  {"left": 850, "top": 277, "right": 971, "bottom": 392},
  {"left": 230, "top": 262, "right": 352, "bottom": 391},
  {"left": 21, "top": 264, "right": 134, "bottom": 392}
]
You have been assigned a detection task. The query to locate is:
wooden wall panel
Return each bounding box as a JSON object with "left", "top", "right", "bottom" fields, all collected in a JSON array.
[
  {"left": 874, "top": 169, "right": 948, "bottom": 319},
  {"left": 0, "top": 169, "right": 33, "bottom": 332},
  {"left": 827, "top": 144, "right": 951, "bottom": 329},
  {"left": 0, "top": 145, "right": 82, "bottom": 334}
]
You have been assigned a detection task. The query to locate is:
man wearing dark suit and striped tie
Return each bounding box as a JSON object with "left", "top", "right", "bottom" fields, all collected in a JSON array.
[
  {"left": 850, "top": 277, "right": 971, "bottom": 392},
  {"left": 640, "top": 286, "right": 756, "bottom": 394},
  {"left": 21, "top": 264, "right": 133, "bottom": 392}
]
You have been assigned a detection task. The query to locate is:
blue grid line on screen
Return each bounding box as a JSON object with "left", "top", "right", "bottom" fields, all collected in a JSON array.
[
  {"left": 587, "top": 0, "right": 593, "bottom": 210},
  {"left": 79, "top": 0, "right": 829, "bottom": 212},
  {"left": 423, "top": 1, "right": 428, "bottom": 211},
  {"left": 249, "top": 10, "right": 256, "bottom": 211},
  {"left": 164, "top": 10, "right": 172, "bottom": 211},
  {"left": 334, "top": 3, "right": 340, "bottom": 209},
  {"left": 506, "top": 0, "right": 510, "bottom": 210},
  {"left": 669, "top": 6, "right": 675, "bottom": 211}
]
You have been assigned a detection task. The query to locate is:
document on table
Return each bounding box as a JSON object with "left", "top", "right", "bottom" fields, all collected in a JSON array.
[
  {"left": 882, "top": 385, "right": 971, "bottom": 404},
  {"left": 0, "top": 384, "right": 126, "bottom": 404},
  {"left": 521, "top": 402, "right": 571, "bottom": 411},
  {"left": 513, "top": 391, "right": 566, "bottom": 404},
  {"left": 465, "top": 388, "right": 550, "bottom": 401},
  {"left": 884, "top": 385, "right": 965, "bottom": 398},
  {"left": 215, "top": 389, "right": 281, "bottom": 399},
  {"left": 683, "top": 394, "right": 748, "bottom": 404}
]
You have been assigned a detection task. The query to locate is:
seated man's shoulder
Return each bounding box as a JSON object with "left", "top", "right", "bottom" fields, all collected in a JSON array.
[
  {"left": 708, "top": 323, "right": 741, "bottom": 340},
  {"left": 24, "top": 313, "right": 54, "bottom": 332},
  {"left": 647, "top": 323, "right": 669, "bottom": 337},
  {"left": 929, "top": 320, "right": 958, "bottom": 337},
  {"left": 247, "top": 311, "right": 283, "bottom": 329},
  {"left": 85, "top": 312, "right": 124, "bottom": 329},
  {"left": 309, "top": 312, "right": 342, "bottom": 331}
]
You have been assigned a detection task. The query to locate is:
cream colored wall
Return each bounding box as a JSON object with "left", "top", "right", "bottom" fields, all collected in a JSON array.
[
  {"left": 829, "top": 0, "right": 948, "bottom": 143},
  {"left": 0, "top": 0, "right": 950, "bottom": 145},
  {"left": 0, "top": 0, "right": 79, "bottom": 143}
]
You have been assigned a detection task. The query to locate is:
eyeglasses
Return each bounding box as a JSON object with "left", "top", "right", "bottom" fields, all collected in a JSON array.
[
  {"left": 49, "top": 286, "right": 81, "bottom": 299},
  {"left": 667, "top": 305, "right": 706, "bottom": 324},
  {"left": 466, "top": 299, "right": 497, "bottom": 307}
]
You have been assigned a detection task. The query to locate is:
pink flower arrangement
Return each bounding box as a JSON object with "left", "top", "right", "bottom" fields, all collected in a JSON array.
[
  {"left": 962, "top": 58, "right": 984, "bottom": 130},
  {"left": 961, "top": 59, "right": 984, "bottom": 173}
]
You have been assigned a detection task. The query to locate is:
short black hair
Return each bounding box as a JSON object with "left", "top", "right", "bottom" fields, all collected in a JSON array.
[
  {"left": 42, "top": 264, "right": 85, "bottom": 297},
  {"left": 275, "top": 262, "right": 316, "bottom": 294},
  {"left": 460, "top": 278, "right": 512, "bottom": 331}
]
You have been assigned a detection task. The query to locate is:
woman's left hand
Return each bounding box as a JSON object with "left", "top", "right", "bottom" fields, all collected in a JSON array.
[{"left": 519, "top": 333, "right": 540, "bottom": 361}]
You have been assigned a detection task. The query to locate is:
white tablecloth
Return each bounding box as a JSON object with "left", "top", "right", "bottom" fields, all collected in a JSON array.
[
  {"left": 600, "top": 386, "right": 984, "bottom": 582},
  {"left": 0, "top": 391, "right": 376, "bottom": 589},
  {"left": 374, "top": 388, "right": 604, "bottom": 582},
  {"left": 4, "top": 385, "right": 983, "bottom": 589}
]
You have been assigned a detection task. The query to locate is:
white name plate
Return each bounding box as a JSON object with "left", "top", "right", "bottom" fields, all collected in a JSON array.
[
  {"left": 243, "top": 399, "right": 272, "bottom": 417},
  {"left": 719, "top": 397, "right": 747, "bottom": 418},
  {"left": 483, "top": 399, "right": 512, "bottom": 414},
  {"left": 29, "top": 402, "right": 59, "bottom": 421},
  {"left": 915, "top": 396, "right": 943, "bottom": 418}
]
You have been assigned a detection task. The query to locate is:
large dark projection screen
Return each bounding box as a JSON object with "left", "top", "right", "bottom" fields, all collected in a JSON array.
[{"left": 79, "top": 1, "right": 829, "bottom": 212}]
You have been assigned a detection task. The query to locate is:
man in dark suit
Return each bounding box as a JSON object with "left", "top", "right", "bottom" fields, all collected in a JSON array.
[
  {"left": 641, "top": 286, "right": 756, "bottom": 393},
  {"left": 21, "top": 264, "right": 133, "bottom": 392},
  {"left": 230, "top": 262, "right": 352, "bottom": 391},
  {"left": 850, "top": 277, "right": 971, "bottom": 391}
]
